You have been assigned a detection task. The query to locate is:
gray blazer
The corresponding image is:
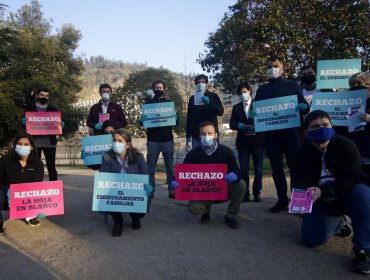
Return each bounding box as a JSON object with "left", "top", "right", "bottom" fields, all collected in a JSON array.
[{"left": 100, "top": 151, "right": 148, "bottom": 175}]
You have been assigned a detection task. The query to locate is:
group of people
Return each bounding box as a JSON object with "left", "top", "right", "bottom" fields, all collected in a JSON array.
[{"left": 0, "top": 54, "right": 369, "bottom": 274}]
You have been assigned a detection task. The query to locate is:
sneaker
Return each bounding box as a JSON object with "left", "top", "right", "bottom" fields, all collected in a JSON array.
[
  {"left": 269, "top": 202, "right": 288, "bottom": 213},
  {"left": 200, "top": 213, "right": 210, "bottom": 224},
  {"left": 225, "top": 216, "right": 240, "bottom": 229},
  {"left": 112, "top": 224, "right": 123, "bottom": 237},
  {"left": 131, "top": 219, "right": 141, "bottom": 230},
  {"left": 351, "top": 250, "right": 370, "bottom": 274},
  {"left": 0, "top": 221, "right": 5, "bottom": 235},
  {"left": 254, "top": 194, "right": 262, "bottom": 202},
  {"left": 336, "top": 215, "right": 353, "bottom": 238},
  {"left": 27, "top": 218, "right": 40, "bottom": 227}
]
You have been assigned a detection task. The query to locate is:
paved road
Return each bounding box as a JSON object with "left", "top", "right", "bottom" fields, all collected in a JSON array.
[{"left": 0, "top": 167, "right": 362, "bottom": 279}]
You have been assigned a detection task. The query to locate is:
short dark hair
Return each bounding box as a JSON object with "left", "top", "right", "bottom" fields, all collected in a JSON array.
[
  {"left": 194, "top": 74, "right": 209, "bottom": 85},
  {"left": 300, "top": 65, "right": 316, "bottom": 75},
  {"left": 152, "top": 80, "right": 166, "bottom": 90},
  {"left": 99, "top": 83, "right": 112, "bottom": 92},
  {"left": 13, "top": 133, "right": 38, "bottom": 159},
  {"left": 267, "top": 54, "right": 283, "bottom": 65},
  {"left": 36, "top": 86, "right": 49, "bottom": 94},
  {"left": 102, "top": 120, "right": 115, "bottom": 132},
  {"left": 199, "top": 121, "right": 217, "bottom": 132},
  {"left": 304, "top": 110, "right": 332, "bottom": 129},
  {"left": 237, "top": 82, "right": 252, "bottom": 94}
]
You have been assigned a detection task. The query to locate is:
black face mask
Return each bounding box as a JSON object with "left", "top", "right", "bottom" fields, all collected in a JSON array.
[
  {"left": 154, "top": 90, "right": 164, "bottom": 98},
  {"left": 301, "top": 75, "right": 316, "bottom": 86},
  {"left": 37, "top": 97, "right": 48, "bottom": 104}
]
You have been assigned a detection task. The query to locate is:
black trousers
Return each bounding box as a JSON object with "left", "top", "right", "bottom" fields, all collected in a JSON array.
[
  {"left": 37, "top": 147, "right": 57, "bottom": 181},
  {"left": 0, "top": 189, "right": 9, "bottom": 221},
  {"left": 265, "top": 129, "right": 301, "bottom": 205}
]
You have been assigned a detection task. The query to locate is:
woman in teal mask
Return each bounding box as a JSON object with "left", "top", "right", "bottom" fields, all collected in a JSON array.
[
  {"left": 0, "top": 134, "right": 44, "bottom": 234},
  {"left": 100, "top": 130, "right": 153, "bottom": 237}
]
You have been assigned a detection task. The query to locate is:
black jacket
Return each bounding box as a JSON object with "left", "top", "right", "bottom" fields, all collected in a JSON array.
[
  {"left": 87, "top": 100, "right": 126, "bottom": 135},
  {"left": 0, "top": 153, "right": 44, "bottom": 191},
  {"left": 184, "top": 144, "right": 241, "bottom": 182},
  {"left": 291, "top": 135, "right": 367, "bottom": 200},
  {"left": 24, "top": 103, "right": 59, "bottom": 146},
  {"left": 229, "top": 101, "right": 265, "bottom": 150},
  {"left": 186, "top": 90, "right": 224, "bottom": 138}
]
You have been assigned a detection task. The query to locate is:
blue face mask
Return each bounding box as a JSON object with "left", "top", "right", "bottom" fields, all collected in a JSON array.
[
  {"left": 240, "top": 92, "right": 251, "bottom": 102},
  {"left": 15, "top": 145, "right": 31, "bottom": 157},
  {"left": 200, "top": 135, "right": 215, "bottom": 147},
  {"left": 196, "top": 83, "right": 207, "bottom": 92},
  {"left": 306, "top": 127, "right": 335, "bottom": 144},
  {"left": 112, "top": 142, "right": 126, "bottom": 155}
]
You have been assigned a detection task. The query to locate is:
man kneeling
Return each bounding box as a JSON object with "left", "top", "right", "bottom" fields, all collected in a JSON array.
[
  {"left": 173, "top": 121, "right": 246, "bottom": 229},
  {"left": 291, "top": 110, "right": 370, "bottom": 275}
]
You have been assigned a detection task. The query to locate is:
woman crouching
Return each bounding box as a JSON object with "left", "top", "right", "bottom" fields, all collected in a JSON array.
[{"left": 100, "top": 130, "right": 153, "bottom": 237}]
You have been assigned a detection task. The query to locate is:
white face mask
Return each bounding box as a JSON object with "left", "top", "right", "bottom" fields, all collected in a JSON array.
[
  {"left": 101, "top": 93, "right": 111, "bottom": 102},
  {"left": 15, "top": 145, "right": 31, "bottom": 157},
  {"left": 112, "top": 142, "right": 126, "bottom": 155},
  {"left": 196, "top": 83, "right": 207, "bottom": 92},
  {"left": 200, "top": 135, "right": 215, "bottom": 147},
  {"left": 266, "top": 67, "right": 282, "bottom": 79},
  {"left": 240, "top": 92, "right": 251, "bottom": 102}
]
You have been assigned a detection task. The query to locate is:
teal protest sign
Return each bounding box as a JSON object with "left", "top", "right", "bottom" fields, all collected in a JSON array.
[
  {"left": 141, "top": 101, "right": 176, "bottom": 128},
  {"left": 81, "top": 134, "right": 112, "bottom": 165},
  {"left": 311, "top": 89, "right": 367, "bottom": 126},
  {"left": 253, "top": 95, "right": 300, "bottom": 132},
  {"left": 316, "top": 59, "right": 362, "bottom": 89},
  {"left": 92, "top": 172, "right": 149, "bottom": 213}
]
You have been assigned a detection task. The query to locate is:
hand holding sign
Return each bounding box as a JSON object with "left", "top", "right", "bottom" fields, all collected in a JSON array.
[
  {"left": 201, "top": 96, "right": 210, "bottom": 105},
  {"left": 360, "top": 113, "right": 370, "bottom": 123},
  {"left": 143, "top": 184, "right": 153, "bottom": 196},
  {"left": 248, "top": 110, "right": 257, "bottom": 119},
  {"left": 224, "top": 172, "right": 238, "bottom": 183},
  {"left": 171, "top": 180, "right": 180, "bottom": 189},
  {"left": 60, "top": 121, "right": 65, "bottom": 128},
  {"left": 295, "top": 103, "right": 309, "bottom": 112},
  {"left": 21, "top": 117, "right": 26, "bottom": 126},
  {"left": 95, "top": 123, "right": 102, "bottom": 130}
]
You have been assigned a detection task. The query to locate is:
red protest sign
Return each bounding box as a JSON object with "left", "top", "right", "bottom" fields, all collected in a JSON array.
[
  {"left": 26, "top": 111, "right": 62, "bottom": 135},
  {"left": 175, "top": 164, "right": 227, "bottom": 200},
  {"left": 9, "top": 181, "right": 64, "bottom": 219}
]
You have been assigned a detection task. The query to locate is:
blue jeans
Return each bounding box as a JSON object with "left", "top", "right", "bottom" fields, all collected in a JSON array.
[
  {"left": 147, "top": 141, "right": 174, "bottom": 192},
  {"left": 237, "top": 148, "right": 264, "bottom": 196},
  {"left": 301, "top": 183, "right": 370, "bottom": 251}
]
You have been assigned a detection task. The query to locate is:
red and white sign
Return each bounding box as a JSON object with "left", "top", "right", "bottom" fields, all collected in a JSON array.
[
  {"left": 9, "top": 181, "right": 64, "bottom": 219},
  {"left": 25, "top": 111, "right": 62, "bottom": 135},
  {"left": 175, "top": 164, "right": 227, "bottom": 200}
]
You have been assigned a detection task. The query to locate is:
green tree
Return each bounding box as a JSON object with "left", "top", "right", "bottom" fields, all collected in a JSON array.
[
  {"left": 199, "top": 0, "right": 370, "bottom": 94},
  {"left": 0, "top": 0, "right": 85, "bottom": 145},
  {"left": 115, "top": 67, "right": 185, "bottom": 136}
]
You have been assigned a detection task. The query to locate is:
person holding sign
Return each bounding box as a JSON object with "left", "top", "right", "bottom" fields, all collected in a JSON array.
[
  {"left": 291, "top": 110, "right": 370, "bottom": 275},
  {"left": 22, "top": 86, "right": 63, "bottom": 181},
  {"left": 299, "top": 65, "right": 320, "bottom": 106},
  {"left": 0, "top": 134, "right": 44, "bottom": 234},
  {"left": 229, "top": 82, "right": 265, "bottom": 202},
  {"left": 100, "top": 130, "right": 153, "bottom": 237},
  {"left": 172, "top": 121, "right": 246, "bottom": 229},
  {"left": 140, "top": 80, "right": 177, "bottom": 199},
  {"left": 186, "top": 74, "right": 224, "bottom": 149},
  {"left": 87, "top": 83, "right": 126, "bottom": 135},
  {"left": 253, "top": 55, "right": 309, "bottom": 213}
]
